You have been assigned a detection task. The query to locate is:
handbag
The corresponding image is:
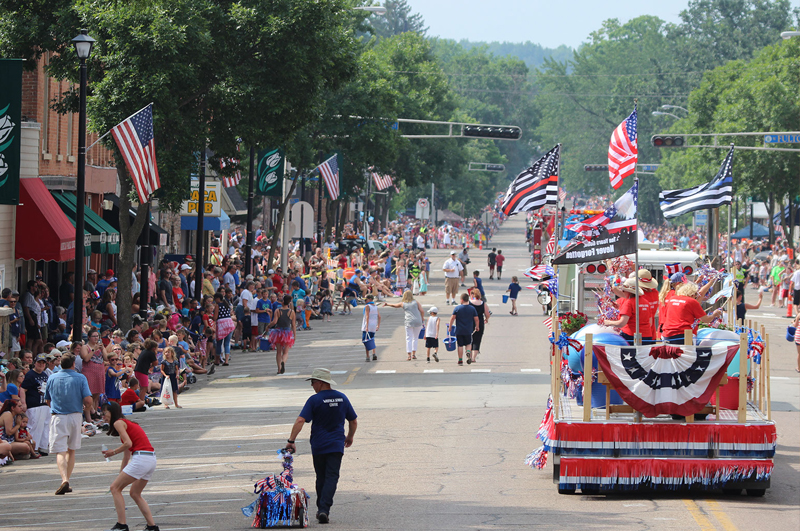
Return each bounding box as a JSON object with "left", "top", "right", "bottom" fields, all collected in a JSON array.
[
  {"left": 159, "top": 378, "right": 174, "bottom": 407},
  {"left": 413, "top": 279, "right": 420, "bottom": 295}
]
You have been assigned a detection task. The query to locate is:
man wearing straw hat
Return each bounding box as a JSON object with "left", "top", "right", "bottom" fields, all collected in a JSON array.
[{"left": 285, "top": 368, "right": 358, "bottom": 525}]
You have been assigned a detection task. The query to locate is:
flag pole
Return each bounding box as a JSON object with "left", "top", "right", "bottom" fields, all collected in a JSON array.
[
  {"left": 551, "top": 145, "right": 563, "bottom": 420},
  {"left": 727, "top": 144, "right": 735, "bottom": 327},
  {"left": 634, "top": 175, "right": 640, "bottom": 346}
]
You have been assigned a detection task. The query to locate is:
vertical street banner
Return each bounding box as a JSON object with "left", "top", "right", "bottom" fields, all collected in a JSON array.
[
  {"left": 0, "top": 59, "right": 22, "bottom": 205},
  {"left": 256, "top": 147, "right": 285, "bottom": 196}
]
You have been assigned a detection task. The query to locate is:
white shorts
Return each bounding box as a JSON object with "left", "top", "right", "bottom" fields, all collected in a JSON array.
[
  {"left": 123, "top": 453, "right": 157, "bottom": 481},
  {"left": 49, "top": 412, "right": 83, "bottom": 453}
]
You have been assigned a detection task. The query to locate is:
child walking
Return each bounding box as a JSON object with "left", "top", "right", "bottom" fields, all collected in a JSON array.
[
  {"left": 320, "top": 290, "right": 333, "bottom": 322},
  {"left": 506, "top": 276, "right": 522, "bottom": 316},
  {"left": 361, "top": 294, "right": 381, "bottom": 362},
  {"left": 424, "top": 307, "right": 440, "bottom": 363},
  {"left": 160, "top": 347, "right": 181, "bottom": 409}
]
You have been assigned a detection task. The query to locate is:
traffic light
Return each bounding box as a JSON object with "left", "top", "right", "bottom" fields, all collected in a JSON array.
[
  {"left": 584, "top": 165, "right": 609, "bottom": 171},
  {"left": 651, "top": 135, "right": 685, "bottom": 147},
  {"left": 463, "top": 125, "right": 522, "bottom": 140}
]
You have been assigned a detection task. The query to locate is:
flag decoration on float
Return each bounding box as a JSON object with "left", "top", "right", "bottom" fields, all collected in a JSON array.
[
  {"left": 608, "top": 106, "right": 637, "bottom": 190},
  {"left": 592, "top": 343, "right": 738, "bottom": 418},
  {"left": 501, "top": 144, "right": 559, "bottom": 216},
  {"left": 659, "top": 144, "right": 733, "bottom": 219}
]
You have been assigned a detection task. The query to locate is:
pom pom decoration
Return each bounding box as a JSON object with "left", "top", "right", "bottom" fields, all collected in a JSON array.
[
  {"left": 608, "top": 256, "right": 634, "bottom": 278},
  {"left": 242, "top": 449, "right": 310, "bottom": 528}
]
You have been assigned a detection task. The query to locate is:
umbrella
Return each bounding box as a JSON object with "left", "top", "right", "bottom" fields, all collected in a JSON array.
[{"left": 731, "top": 222, "right": 770, "bottom": 239}]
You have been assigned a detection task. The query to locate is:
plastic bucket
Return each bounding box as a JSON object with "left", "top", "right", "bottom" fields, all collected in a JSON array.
[
  {"left": 419, "top": 327, "right": 426, "bottom": 339},
  {"left": 260, "top": 338, "right": 271, "bottom": 351},
  {"left": 787, "top": 326, "right": 796, "bottom": 342},
  {"left": 502, "top": 295, "right": 509, "bottom": 304},
  {"left": 710, "top": 377, "right": 740, "bottom": 409},
  {"left": 444, "top": 336, "right": 457, "bottom": 352},
  {"left": 363, "top": 338, "right": 376, "bottom": 350}
]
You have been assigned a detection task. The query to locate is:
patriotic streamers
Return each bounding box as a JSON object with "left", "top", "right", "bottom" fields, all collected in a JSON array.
[
  {"left": 595, "top": 278, "right": 620, "bottom": 326},
  {"left": 559, "top": 457, "right": 772, "bottom": 491},
  {"left": 524, "top": 396, "right": 555, "bottom": 469},
  {"left": 242, "top": 449, "right": 309, "bottom": 528},
  {"left": 608, "top": 256, "right": 635, "bottom": 278}
]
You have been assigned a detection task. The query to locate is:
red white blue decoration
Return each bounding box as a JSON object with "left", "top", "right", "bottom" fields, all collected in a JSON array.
[{"left": 592, "top": 343, "right": 739, "bottom": 417}]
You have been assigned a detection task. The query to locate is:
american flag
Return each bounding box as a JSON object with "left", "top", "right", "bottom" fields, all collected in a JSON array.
[
  {"left": 501, "top": 144, "right": 560, "bottom": 216},
  {"left": 665, "top": 263, "right": 681, "bottom": 276},
  {"left": 608, "top": 107, "right": 637, "bottom": 190},
  {"left": 558, "top": 187, "right": 567, "bottom": 203},
  {"left": 544, "top": 316, "right": 553, "bottom": 332},
  {"left": 219, "top": 145, "right": 242, "bottom": 188},
  {"left": 111, "top": 103, "right": 161, "bottom": 203},
  {"left": 545, "top": 232, "right": 556, "bottom": 255},
  {"left": 567, "top": 181, "right": 638, "bottom": 238},
  {"left": 317, "top": 154, "right": 339, "bottom": 200},
  {"left": 372, "top": 172, "right": 393, "bottom": 190}
]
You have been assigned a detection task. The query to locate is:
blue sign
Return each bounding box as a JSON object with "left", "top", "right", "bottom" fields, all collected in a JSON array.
[
  {"left": 639, "top": 164, "right": 660, "bottom": 172},
  {"left": 695, "top": 211, "right": 708, "bottom": 226},
  {"left": 764, "top": 134, "right": 800, "bottom": 144}
]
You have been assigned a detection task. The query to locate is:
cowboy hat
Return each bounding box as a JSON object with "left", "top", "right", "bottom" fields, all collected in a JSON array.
[
  {"left": 630, "top": 269, "right": 657, "bottom": 290},
  {"left": 306, "top": 368, "right": 337, "bottom": 385},
  {"left": 620, "top": 277, "right": 644, "bottom": 296}
]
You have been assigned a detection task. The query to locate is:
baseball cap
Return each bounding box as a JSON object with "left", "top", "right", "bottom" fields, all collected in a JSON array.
[
  {"left": 180, "top": 264, "right": 192, "bottom": 271},
  {"left": 450, "top": 250, "right": 457, "bottom": 255},
  {"left": 669, "top": 272, "right": 687, "bottom": 284},
  {"left": 429, "top": 306, "right": 438, "bottom": 314},
  {"left": 35, "top": 354, "right": 47, "bottom": 363},
  {"left": 268, "top": 269, "right": 275, "bottom": 274},
  {"left": 105, "top": 269, "right": 114, "bottom": 277},
  {"left": 87, "top": 269, "right": 97, "bottom": 274}
]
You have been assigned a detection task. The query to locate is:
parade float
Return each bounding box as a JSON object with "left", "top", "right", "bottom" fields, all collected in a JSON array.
[{"left": 526, "top": 254, "right": 776, "bottom": 496}]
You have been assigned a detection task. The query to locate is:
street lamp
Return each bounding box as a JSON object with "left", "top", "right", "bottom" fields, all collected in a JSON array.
[
  {"left": 71, "top": 28, "right": 95, "bottom": 340},
  {"left": 652, "top": 111, "right": 680, "bottom": 119},
  {"left": 660, "top": 104, "right": 689, "bottom": 113},
  {"left": 781, "top": 31, "right": 800, "bottom": 39},
  {"left": 352, "top": 6, "right": 387, "bottom": 15}
]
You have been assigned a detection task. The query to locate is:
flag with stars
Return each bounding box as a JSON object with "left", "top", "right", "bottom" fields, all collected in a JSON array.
[
  {"left": 608, "top": 107, "right": 637, "bottom": 190},
  {"left": 111, "top": 103, "right": 161, "bottom": 203},
  {"left": 501, "top": 144, "right": 559, "bottom": 216},
  {"left": 553, "top": 182, "right": 638, "bottom": 265},
  {"left": 659, "top": 145, "right": 734, "bottom": 219}
]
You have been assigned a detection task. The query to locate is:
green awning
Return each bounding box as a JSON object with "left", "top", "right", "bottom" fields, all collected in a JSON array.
[
  {"left": 58, "top": 192, "right": 120, "bottom": 254},
  {"left": 51, "top": 192, "right": 103, "bottom": 255}
]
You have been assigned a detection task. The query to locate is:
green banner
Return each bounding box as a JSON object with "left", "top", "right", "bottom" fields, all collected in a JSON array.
[
  {"left": 0, "top": 59, "right": 22, "bottom": 205},
  {"left": 256, "top": 147, "right": 284, "bottom": 196}
]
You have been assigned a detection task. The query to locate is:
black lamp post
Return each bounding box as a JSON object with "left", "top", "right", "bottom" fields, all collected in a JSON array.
[{"left": 71, "top": 29, "right": 95, "bottom": 339}]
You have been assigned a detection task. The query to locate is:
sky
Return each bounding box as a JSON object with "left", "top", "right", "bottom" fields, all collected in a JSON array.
[{"left": 405, "top": 0, "right": 800, "bottom": 49}]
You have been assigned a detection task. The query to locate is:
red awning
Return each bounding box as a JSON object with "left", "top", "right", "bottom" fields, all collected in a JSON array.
[{"left": 16, "top": 178, "right": 76, "bottom": 262}]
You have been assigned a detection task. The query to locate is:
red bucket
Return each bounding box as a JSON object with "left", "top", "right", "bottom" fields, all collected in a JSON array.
[{"left": 709, "top": 377, "right": 740, "bottom": 410}]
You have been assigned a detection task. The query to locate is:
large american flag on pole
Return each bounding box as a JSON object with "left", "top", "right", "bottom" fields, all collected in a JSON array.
[
  {"left": 372, "top": 171, "right": 393, "bottom": 191},
  {"left": 317, "top": 154, "right": 339, "bottom": 200},
  {"left": 567, "top": 180, "right": 638, "bottom": 238},
  {"left": 501, "top": 144, "right": 559, "bottom": 216},
  {"left": 111, "top": 103, "right": 161, "bottom": 203},
  {"left": 545, "top": 232, "right": 556, "bottom": 255},
  {"left": 608, "top": 107, "right": 637, "bottom": 190}
]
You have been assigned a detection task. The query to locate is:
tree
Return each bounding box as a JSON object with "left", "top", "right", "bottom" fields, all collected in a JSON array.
[
  {"left": 370, "top": 0, "right": 427, "bottom": 38},
  {"left": 0, "top": 0, "right": 361, "bottom": 329}
]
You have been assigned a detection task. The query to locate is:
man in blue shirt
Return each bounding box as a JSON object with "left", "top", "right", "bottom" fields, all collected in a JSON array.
[
  {"left": 449, "top": 292, "right": 479, "bottom": 366},
  {"left": 44, "top": 354, "right": 92, "bottom": 495},
  {"left": 285, "top": 368, "right": 357, "bottom": 525},
  {"left": 21, "top": 354, "right": 51, "bottom": 456},
  {"left": 255, "top": 289, "right": 272, "bottom": 341}
]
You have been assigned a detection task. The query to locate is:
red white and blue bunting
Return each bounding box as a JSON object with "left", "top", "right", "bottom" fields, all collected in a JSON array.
[{"left": 593, "top": 343, "right": 738, "bottom": 417}]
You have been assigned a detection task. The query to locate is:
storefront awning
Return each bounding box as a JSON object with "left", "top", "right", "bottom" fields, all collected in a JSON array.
[
  {"left": 16, "top": 178, "right": 77, "bottom": 262},
  {"left": 57, "top": 192, "right": 120, "bottom": 254},
  {"left": 103, "top": 193, "right": 170, "bottom": 247},
  {"left": 52, "top": 191, "right": 107, "bottom": 255},
  {"left": 181, "top": 210, "right": 230, "bottom": 231}
]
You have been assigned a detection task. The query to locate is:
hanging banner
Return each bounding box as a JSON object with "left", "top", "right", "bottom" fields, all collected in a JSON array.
[
  {"left": 256, "top": 147, "right": 284, "bottom": 196},
  {"left": 0, "top": 59, "right": 22, "bottom": 205}
]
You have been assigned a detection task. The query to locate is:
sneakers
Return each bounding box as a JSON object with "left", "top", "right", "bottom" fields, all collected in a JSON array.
[
  {"left": 106, "top": 523, "right": 129, "bottom": 531},
  {"left": 144, "top": 525, "right": 160, "bottom": 531},
  {"left": 207, "top": 364, "right": 216, "bottom": 375},
  {"left": 318, "top": 513, "right": 329, "bottom": 524},
  {"left": 433, "top": 352, "right": 439, "bottom": 362}
]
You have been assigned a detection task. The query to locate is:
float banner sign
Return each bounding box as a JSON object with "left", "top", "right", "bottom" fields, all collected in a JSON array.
[
  {"left": 256, "top": 147, "right": 285, "bottom": 196},
  {"left": 552, "top": 228, "right": 637, "bottom": 265},
  {"left": 0, "top": 59, "right": 22, "bottom": 205}
]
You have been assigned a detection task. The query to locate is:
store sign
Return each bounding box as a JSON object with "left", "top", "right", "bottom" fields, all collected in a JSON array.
[
  {"left": 0, "top": 59, "right": 22, "bottom": 205},
  {"left": 181, "top": 181, "right": 221, "bottom": 217}
]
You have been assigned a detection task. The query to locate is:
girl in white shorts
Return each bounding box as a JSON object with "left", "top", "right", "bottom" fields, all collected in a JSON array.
[{"left": 101, "top": 402, "right": 159, "bottom": 531}]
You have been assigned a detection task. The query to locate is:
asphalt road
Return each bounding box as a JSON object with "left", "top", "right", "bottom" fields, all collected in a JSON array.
[{"left": 1, "top": 216, "right": 798, "bottom": 531}]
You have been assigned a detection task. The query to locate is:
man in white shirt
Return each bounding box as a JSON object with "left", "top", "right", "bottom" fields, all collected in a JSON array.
[
  {"left": 442, "top": 250, "right": 463, "bottom": 305},
  {"left": 791, "top": 259, "right": 800, "bottom": 314}
]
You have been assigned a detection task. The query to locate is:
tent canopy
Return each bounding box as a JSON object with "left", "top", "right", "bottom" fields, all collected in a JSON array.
[{"left": 731, "top": 222, "right": 770, "bottom": 239}]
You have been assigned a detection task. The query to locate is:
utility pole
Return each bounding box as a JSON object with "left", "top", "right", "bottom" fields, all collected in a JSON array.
[
  {"left": 244, "top": 145, "right": 255, "bottom": 277},
  {"left": 194, "top": 147, "right": 206, "bottom": 302}
]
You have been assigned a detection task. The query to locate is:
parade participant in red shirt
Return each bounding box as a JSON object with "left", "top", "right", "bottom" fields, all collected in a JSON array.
[
  {"left": 604, "top": 277, "right": 650, "bottom": 343},
  {"left": 661, "top": 282, "right": 722, "bottom": 344}
]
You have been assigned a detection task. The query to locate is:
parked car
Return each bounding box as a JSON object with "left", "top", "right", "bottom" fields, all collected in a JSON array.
[{"left": 336, "top": 238, "right": 386, "bottom": 255}]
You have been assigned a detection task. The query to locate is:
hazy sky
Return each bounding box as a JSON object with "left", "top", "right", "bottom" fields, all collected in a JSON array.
[{"left": 405, "top": 0, "right": 800, "bottom": 49}]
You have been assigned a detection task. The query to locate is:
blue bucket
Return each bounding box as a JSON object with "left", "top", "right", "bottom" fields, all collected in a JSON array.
[
  {"left": 787, "top": 326, "right": 796, "bottom": 342},
  {"left": 260, "top": 337, "right": 271, "bottom": 351},
  {"left": 502, "top": 295, "right": 509, "bottom": 304},
  {"left": 444, "top": 336, "right": 457, "bottom": 352},
  {"left": 363, "top": 338, "right": 376, "bottom": 350},
  {"left": 419, "top": 327, "right": 426, "bottom": 339}
]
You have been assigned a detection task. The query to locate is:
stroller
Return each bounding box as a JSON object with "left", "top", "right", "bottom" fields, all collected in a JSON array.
[{"left": 242, "top": 449, "right": 309, "bottom": 528}]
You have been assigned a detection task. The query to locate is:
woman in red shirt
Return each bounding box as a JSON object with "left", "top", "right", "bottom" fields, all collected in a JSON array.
[
  {"left": 604, "top": 277, "right": 649, "bottom": 343},
  {"left": 101, "top": 401, "right": 159, "bottom": 531},
  {"left": 661, "top": 282, "right": 722, "bottom": 344}
]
